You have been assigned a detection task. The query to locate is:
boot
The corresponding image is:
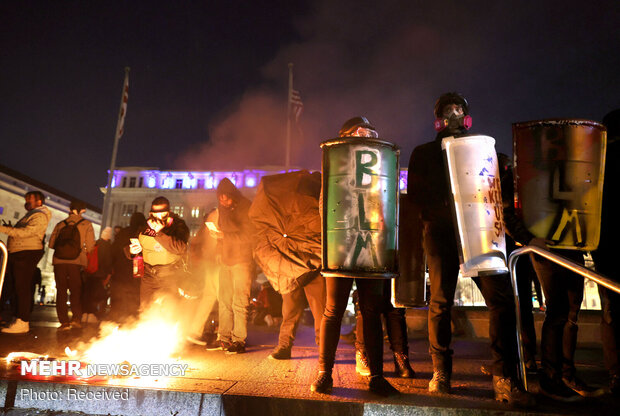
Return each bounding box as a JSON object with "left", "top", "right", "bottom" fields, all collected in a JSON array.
[
  {"left": 310, "top": 371, "right": 333, "bottom": 394},
  {"left": 429, "top": 370, "right": 450, "bottom": 393},
  {"left": 493, "top": 376, "right": 535, "bottom": 407},
  {"left": 369, "top": 375, "right": 400, "bottom": 397},
  {"left": 393, "top": 351, "right": 415, "bottom": 378},
  {"left": 355, "top": 349, "right": 371, "bottom": 376}
]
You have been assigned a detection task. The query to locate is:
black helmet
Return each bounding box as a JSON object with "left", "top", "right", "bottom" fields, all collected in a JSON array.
[
  {"left": 434, "top": 92, "right": 469, "bottom": 118},
  {"left": 338, "top": 116, "right": 376, "bottom": 137}
]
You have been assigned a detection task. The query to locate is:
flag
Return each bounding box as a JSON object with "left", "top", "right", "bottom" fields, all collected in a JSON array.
[
  {"left": 290, "top": 89, "right": 303, "bottom": 122},
  {"left": 116, "top": 68, "right": 130, "bottom": 140}
]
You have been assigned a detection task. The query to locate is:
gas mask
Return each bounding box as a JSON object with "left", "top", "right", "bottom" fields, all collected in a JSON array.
[
  {"left": 434, "top": 104, "right": 472, "bottom": 133},
  {"left": 149, "top": 211, "right": 170, "bottom": 226}
]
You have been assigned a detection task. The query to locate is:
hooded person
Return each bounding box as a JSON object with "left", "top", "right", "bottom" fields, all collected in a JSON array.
[
  {"left": 249, "top": 170, "right": 325, "bottom": 360},
  {"left": 0, "top": 191, "right": 51, "bottom": 333},
  {"left": 213, "top": 178, "right": 255, "bottom": 354},
  {"left": 408, "top": 93, "right": 533, "bottom": 406}
]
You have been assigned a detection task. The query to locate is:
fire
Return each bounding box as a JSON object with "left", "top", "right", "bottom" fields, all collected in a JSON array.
[{"left": 73, "top": 298, "right": 184, "bottom": 366}]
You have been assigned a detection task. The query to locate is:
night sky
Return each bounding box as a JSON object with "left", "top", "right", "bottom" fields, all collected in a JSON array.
[{"left": 1, "top": 0, "right": 618, "bottom": 208}]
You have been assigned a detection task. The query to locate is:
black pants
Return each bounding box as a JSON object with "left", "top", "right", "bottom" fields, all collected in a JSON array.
[
  {"left": 3, "top": 250, "right": 43, "bottom": 322},
  {"left": 279, "top": 273, "right": 326, "bottom": 348},
  {"left": 140, "top": 263, "right": 181, "bottom": 311},
  {"left": 82, "top": 275, "right": 107, "bottom": 316},
  {"left": 530, "top": 250, "right": 584, "bottom": 380},
  {"left": 319, "top": 276, "right": 385, "bottom": 376},
  {"left": 54, "top": 263, "right": 83, "bottom": 324},
  {"left": 599, "top": 285, "right": 620, "bottom": 377},
  {"left": 425, "top": 222, "right": 518, "bottom": 377},
  {"left": 515, "top": 253, "right": 539, "bottom": 363},
  {"left": 356, "top": 279, "right": 409, "bottom": 354}
]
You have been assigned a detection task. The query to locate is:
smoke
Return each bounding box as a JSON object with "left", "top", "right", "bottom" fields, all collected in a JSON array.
[{"left": 175, "top": 0, "right": 619, "bottom": 171}]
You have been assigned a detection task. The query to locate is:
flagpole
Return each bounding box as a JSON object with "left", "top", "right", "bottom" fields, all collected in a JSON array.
[
  {"left": 285, "top": 63, "right": 293, "bottom": 171},
  {"left": 101, "top": 67, "right": 130, "bottom": 230}
]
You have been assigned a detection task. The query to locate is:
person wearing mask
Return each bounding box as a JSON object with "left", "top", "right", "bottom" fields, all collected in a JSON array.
[
  {"left": 407, "top": 93, "right": 532, "bottom": 406},
  {"left": 0, "top": 191, "right": 51, "bottom": 333},
  {"left": 311, "top": 116, "right": 400, "bottom": 398},
  {"left": 129, "top": 197, "right": 189, "bottom": 310},
  {"left": 214, "top": 179, "right": 255, "bottom": 354},
  {"left": 49, "top": 200, "right": 95, "bottom": 330}
]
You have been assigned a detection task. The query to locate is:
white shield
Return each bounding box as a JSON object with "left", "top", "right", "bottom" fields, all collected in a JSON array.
[{"left": 442, "top": 135, "right": 507, "bottom": 277}]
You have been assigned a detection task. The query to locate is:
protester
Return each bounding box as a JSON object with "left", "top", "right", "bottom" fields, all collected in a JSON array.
[
  {"left": 49, "top": 200, "right": 95, "bottom": 330},
  {"left": 187, "top": 208, "right": 221, "bottom": 347},
  {"left": 311, "top": 116, "right": 399, "bottom": 397},
  {"left": 129, "top": 197, "right": 189, "bottom": 310},
  {"left": 249, "top": 170, "right": 326, "bottom": 360},
  {"left": 0, "top": 191, "right": 51, "bottom": 333},
  {"left": 214, "top": 178, "right": 255, "bottom": 354},
  {"left": 109, "top": 212, "right": 146, "bottom": 322},
  {"left": 82, "top": 226, "right": 113, "bottom": 323},
  {"left": 592, "top": 109, "right": 620, "bottom": 396},
  {"left": 407, "top": 93, "right": 532, "bottom": 406}
]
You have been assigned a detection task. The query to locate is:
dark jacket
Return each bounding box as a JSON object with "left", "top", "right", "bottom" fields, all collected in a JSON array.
[
  {"left": 500, "top": 158, "right": 536, "bottom": 246},
  {"left": 217, "top": 178, "right": 254, "bottom": 266},
  {"left": 408, "top": 130, "right": 460, "bottom": 225},
  {"left": 249, "top": 171, "right": 322, "bottom": 294},
  {"left": 92, "top": 238, "right": 113, "bottom": 278}
]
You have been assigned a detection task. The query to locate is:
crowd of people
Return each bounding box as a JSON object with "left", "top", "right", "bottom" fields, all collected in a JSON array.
[{"left": 0, "top": 94, "right": 618, "bottom": 408}]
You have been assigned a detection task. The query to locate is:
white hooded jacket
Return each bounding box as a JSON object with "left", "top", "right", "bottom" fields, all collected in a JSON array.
[{"left": 0, "top": 206, "right": 52, "bottom": 253}]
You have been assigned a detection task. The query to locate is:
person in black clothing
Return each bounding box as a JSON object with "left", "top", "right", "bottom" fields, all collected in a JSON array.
[
  {"left": 310, "top": 116, "right": 400, "bottom": 398},
  {"left": 82, "top": 226, "right": 114, "bottom": 322},
  {"left": 498, "top": 153, "right": 541, "bottom": 374},
  {"left": 592, "top": 109, "right": 620, "bottom": 396},
  {"left": 407, "top": 93, "right": 532, "bottom": 406},
  {"left": 109, "top": 213, "right": 146, "bottom": 322}
]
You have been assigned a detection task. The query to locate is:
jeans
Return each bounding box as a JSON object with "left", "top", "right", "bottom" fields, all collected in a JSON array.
[
  {"left": 279, "top": 272, "right": 325, "bottom": 348},
  {"left": 319, "top": 276, "right": 385, "bottom": 376},
  {"left": 54, "top": 263, "right": 83, "bottom": 324},
  {"left": 190, "top": 261, "right": 220, "bottom": 335},
  {"left": 530, "top": 250, "right": 584, "bottom": 379},
  {"left": 218, "top": 262, "right": 253, "bottom": 343},
  {"left": 356, "top": 279, "right": 409, "bottom": 354}
]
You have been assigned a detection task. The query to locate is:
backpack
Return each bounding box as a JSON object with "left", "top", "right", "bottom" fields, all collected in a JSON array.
[
  {"left": 54, "top": 219, "right": 84, "bottom": 260},
  {"left": 85, "top": 243, "right": 99, "bottom": 274}
]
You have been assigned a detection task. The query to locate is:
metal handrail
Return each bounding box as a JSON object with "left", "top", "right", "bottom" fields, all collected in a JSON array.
[
  {"left": 0, "top": 241, "right": 8, "bottom": 298},
  {"left": 509, "top": 245, "right": 620, "bottom": 391}
]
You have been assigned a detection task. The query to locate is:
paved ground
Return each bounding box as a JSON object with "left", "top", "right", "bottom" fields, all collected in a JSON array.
[{"left": 0, "top": 305, "right": 618, "bottom": 415}]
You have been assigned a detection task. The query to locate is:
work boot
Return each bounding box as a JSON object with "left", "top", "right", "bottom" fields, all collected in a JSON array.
[
  {"left": 269, "top": 346, "right": 292, "bottom": 360},
  {"left": 369, "top": 375, "right": 400, "bottom": 397},
  {"left": 562, "top": 375, "right": 605, "bottom": 397},
  {"left": 492, "top": 376, "right": 535, "bottom": 407},
  {"left": 310, "top": 371, "right": 333, "bottom": 394},
  {"left": 393, "top": 351, "right": 415, "bottom": 378},
  {"left": 1, "top": 318, "right": 29, "bottom": 334},
  {"left": 355, "top": 349, "right": 371, "bottom": 376},
  {"left": 429, "top": 370, "right": 451, "bottom": 393}
]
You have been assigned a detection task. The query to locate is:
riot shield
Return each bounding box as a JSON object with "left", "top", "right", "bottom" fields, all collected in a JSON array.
[
  {"left": 513, "top": 119, "right": 606, "bottom": 250},
  {"left": 442, "top": 135, "right": 508, "bottom": 277},
  {"left": 321, "top": 137, "right": 400, "bottom": 279}
]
